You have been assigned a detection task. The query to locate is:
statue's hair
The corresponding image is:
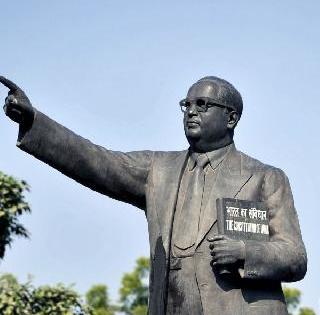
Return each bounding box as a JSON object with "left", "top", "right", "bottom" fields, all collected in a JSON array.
[{"left": 196, "top": 76, "right": 243, "bottom": 118}]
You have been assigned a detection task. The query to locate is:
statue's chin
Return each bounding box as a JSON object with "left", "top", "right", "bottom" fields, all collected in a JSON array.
[{"left": 185, "top": 128, "right": 201, "bottom": 143}]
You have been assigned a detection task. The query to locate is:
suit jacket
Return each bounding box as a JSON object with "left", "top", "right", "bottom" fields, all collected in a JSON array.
[{"left": 17, "top": 111, "right": 307, "bottom": 315}]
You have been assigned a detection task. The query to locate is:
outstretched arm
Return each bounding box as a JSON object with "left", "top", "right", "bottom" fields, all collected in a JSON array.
[{"left": 1, "top": 76, "right": 153, "bottom": 210}]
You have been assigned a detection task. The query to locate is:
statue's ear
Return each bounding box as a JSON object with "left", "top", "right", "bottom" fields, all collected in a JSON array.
[{"left": 227, "top": 110, "right": 240, "bottom": 129}]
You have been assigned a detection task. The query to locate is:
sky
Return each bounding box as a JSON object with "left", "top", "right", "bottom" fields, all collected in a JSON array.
[{"left": 0, "top": 0, "right": 319, "bottom": 312}]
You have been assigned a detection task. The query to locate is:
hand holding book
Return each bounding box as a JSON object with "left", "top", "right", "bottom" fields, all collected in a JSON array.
[
  {"left": 209, "top": 198, "right": 270, "bottom": 275},
  {"left": 208, "top": 235, "right": 245, "bottom": 267}
]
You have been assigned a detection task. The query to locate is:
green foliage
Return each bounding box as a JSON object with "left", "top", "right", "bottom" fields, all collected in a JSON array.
[
  {"left": 86, "top": 285, "right": 108, "bottom": 310},
  {"left": 90, "top": 309, "right": 113, "bottom": 315},
  {"left": 0, "top": 273, "right": 91, "bottom": 315},
  {"left": 85, "top": 284, "right": 114, "bottom": 315},
  {"left": 284, "top": 287, "right": 301, "bottom": 315},
  {"left": 119, "top": 257, "right": 150, "bottom": 315},
  {"left": 131, "top": 305, "right": 148, "bottom": 315},
  {"left": 0, "top": 273, "right": 32, "bottom": 315},
  {"left": 283, "top": 287, "right": 315, "bottom": 315},
  {"left": 299, "top": 307, "right": 316, "bottom": 315},
  {"left": 32, "top": 284, "right": 90, "bottom": 315},
  {"left": 0, "top": 171, "right": 31, "bottom": 259},
  {"left": 0, "top": 273, "right": 19, "bottom": 286}
]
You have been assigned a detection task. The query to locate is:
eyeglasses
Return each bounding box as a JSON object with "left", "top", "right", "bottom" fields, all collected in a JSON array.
[{"left": 179, "top": 97, "right": 233, "bottom": 113}]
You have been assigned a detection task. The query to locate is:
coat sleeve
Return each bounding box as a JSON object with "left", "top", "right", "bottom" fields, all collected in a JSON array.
[
  {"left": 242, "top": 167, "right": 307, "bottom": 282},
  {"left": 16, "top": 110, "right": 153, "bottom": 210}
]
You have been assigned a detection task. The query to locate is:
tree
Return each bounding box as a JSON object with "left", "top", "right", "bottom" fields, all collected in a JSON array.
[
  {"left": 131, "top": 305, "right": 148, "bottom": 315},
  {"left": 0, "top": 273, "right": 32, "bottom": 315},
  {"left": 85, "top": 284, "right": 115, "bottom": 315},
  {"left": 0, "top": 171, "right": 31, "bottom": 259},
  {"left": 299, "top": 308, "right": 316, "bottom": 315},
  {"left": 32, "top": 284, "right": 90, "bottom": 315},
  {"left": 0, "top": 273, "right": 91, "bottom": 315},
  {"left": 284, "top": 287, "right": 301, "bottom": 315},
  {"left": 283, "top": 287, "right": 316, "bottom": 315},
  {"left": 119, "top": 257, "right": 150, "bottom": 315}
]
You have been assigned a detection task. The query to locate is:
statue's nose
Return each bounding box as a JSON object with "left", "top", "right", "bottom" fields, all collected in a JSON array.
[{"left": 187, "top": 103, "right": 198, "bottom": 116}]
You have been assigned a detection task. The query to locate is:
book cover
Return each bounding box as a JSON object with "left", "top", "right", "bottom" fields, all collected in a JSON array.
[{"left": 216, "top": 198, "right": 269, "bottom": 241}]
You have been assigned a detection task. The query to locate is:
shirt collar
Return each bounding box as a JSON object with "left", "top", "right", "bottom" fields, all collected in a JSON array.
[{"left": 188, "top": 142, "right": 234, "bottom": 171}]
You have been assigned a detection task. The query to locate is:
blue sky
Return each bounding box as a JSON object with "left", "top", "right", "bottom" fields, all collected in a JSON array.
[{"left": 0, "top": 0, "right": 319, "bottom": 312}]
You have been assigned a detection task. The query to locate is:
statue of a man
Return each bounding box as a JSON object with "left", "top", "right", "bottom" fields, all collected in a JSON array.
[{"left": 0, "top": 75, "right": 307, "bottom": 315}]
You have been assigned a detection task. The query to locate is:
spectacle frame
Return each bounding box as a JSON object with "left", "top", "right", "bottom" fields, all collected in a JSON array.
[{"left": 179, "top": 97, "right": 235, "bottom": 113}]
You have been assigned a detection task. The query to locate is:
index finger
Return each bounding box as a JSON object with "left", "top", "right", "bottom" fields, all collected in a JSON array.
[{"left": 0, "top": 76, "right": 20, "bottom": 91}]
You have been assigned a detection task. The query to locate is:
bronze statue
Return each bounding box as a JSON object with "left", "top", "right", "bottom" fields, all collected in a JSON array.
[{"left": 0, "top": 75, "right": 307, "bottom": 315}]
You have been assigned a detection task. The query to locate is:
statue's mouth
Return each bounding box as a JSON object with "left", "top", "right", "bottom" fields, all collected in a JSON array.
[{"left": 186, "top": 121, "right": 200, "bottom": 128}]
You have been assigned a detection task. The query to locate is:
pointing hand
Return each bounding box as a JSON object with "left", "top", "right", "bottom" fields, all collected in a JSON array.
[{"left": 0, "top": 76, "right": 35, "bottom": 125}]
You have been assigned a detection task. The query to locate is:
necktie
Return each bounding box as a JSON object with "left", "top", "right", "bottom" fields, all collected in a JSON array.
[{"left": 173, "top": 153, "right": 209, "bottom": 250}]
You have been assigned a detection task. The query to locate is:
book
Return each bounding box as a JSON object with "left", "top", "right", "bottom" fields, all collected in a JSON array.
[{"left": 216, "top": 198, "right": 270, "bottom": 241}]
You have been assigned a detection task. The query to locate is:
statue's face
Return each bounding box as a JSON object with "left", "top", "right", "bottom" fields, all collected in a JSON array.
[{"left": 183, "top": 81, "right": 230, "bottom": 150}]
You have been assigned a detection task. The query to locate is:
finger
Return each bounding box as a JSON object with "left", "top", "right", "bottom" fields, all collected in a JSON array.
[
  {"left": 207, "top": 235, "right": 226, "bottom": 242},
  {"left": 210, "top": 240, "right": 227, "bottom": 247},
  {"left": 210, "top": 258, "right": 225, "bottom": 267},
  {"left": 4, "top": 102, "right": 21, "bottom": 113},
  {"left": 4, "top": 99, "right": 24, "bottom": 115},
  {"left": 3, "top": 105, "right": 23, "bottom": 123},
  {"left": 0, "top": 76, "right": 20, "bottom": 91},
  {"left": 210, "top": 245, "right": 227, "bottom": 253},
  {"left": 6, "top": 95, "right": 18, "bottom": 105},
  {"left": 211, "top": 249, "right": 225, "bottom": 257},
  {"left": 10, "top": 107, "right": 22, "bottom": 116},
  {"left": 211, "top": 252, "right": 224, "bottom": 261},
  {"left": 212, "top": 255, "right": 232, "bottom": 265},
  {"left": 209, "top": 242, "right": 225, "bottom": 250},
  {"left": 211, "top": 260, "right": 225, "bottom": 267},
  {"left": 219, "top": 257, "right": 233, "bottom": 265},
  {"left": 211, "top": 251, "right": 219, "bottom": 257},
  {"left": 210, "top": 247, "right": 227, "bottom": 257}
]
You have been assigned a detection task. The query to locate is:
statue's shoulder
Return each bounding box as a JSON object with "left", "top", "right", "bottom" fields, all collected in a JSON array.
[
  {"left": 236, "top": 149, "right": 285, "bottom": 177},
  {"left": 153, "top": 150, "right": 187, "bottom": 158},
  {"left": 152, "top": 150, "right": 188, "bottom": 168}
]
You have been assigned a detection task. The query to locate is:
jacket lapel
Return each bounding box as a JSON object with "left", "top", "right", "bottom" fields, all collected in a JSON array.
[
  {"left": 195, "top": 147, "right": 252, "bottom": 247},
  {"left": 154, "top": 151, "right": 189, "bottom": 258}
]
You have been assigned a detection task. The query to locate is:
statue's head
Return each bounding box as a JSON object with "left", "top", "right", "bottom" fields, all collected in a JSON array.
[{"left": 180, "top": 76, "right": 243, "bottom": 152}]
